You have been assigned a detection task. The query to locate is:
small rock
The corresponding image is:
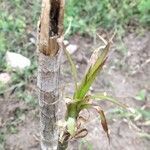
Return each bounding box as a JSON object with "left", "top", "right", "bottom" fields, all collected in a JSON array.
[
  {"left": 66, "top": 44, "right": 78, "bottom": 54},
  {"left": 29, "top": 37, "right": 36, "bottom": 45},
  {"left": 63, "top": 40, "right": 69, "bottom": 46},
  {"left": 6, "top": 51, "right": 31, "bottom": 70},
  {"left": 0, "top": 73, "right": 11, "bottom": 84}
]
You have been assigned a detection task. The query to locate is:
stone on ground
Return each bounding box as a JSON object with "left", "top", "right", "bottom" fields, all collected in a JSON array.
[
  {"left": 6, "top": 51, "right": 31, "bottom": 70},
  {"left": 66, "top": 44, "right": 78, "bottom": 54},
  {"left": 0, "top": 73, "right": 11, "bottom": 84}
]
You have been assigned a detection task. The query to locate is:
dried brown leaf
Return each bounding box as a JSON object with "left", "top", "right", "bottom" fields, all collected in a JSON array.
[{"left": 74, "top": 128, "right": 88, "bottom": 139}]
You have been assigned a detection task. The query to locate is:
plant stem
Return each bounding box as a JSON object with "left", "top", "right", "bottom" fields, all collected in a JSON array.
[{"left": 57, "top": 140, "right": 69, "bottom": 150}]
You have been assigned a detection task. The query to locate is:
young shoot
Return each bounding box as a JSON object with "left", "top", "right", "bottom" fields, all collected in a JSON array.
[{"left": 60, "top": 34, "right": 126, "bottom": 145}]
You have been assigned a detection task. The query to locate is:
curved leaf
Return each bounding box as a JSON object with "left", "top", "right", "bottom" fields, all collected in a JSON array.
[
  {"left": 91, "top": 93, "right": 127, "bottom": 109},
  {"left": 64, "top": 48, "right": 78, "bottom": 91}
]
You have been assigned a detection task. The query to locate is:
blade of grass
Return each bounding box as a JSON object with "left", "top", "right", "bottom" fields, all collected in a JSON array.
[
  {"left": 64, "top": 48, "right": 78, "bottom": 91},
  {"left": 91, "top": 94, "right": 127, "bottom": 109}
]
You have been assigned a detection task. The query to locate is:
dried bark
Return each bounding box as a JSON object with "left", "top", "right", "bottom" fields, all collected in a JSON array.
[{"left": 37, "top": 0, "right": 65, "bottom": 149}]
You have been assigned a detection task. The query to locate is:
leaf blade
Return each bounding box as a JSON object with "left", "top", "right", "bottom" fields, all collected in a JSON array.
[
  {"left": 74, "top": 43, "right": 110, "bottom": 100},
  {"left": 64, "top": 48, "right": 78, "bottom": 91},
  {"left": 91, "top": 93, "right": 127, "bottom": 109}
]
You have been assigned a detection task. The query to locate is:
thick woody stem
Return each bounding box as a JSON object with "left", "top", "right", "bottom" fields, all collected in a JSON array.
[
  {"left": 37, "top": 0, "right": 65, "bottom": 149},
  {"left": 38, "top": 0, "right": 64, "bottom": 56},
  {"left": 37, "top": 51, "right": 61, "bottom": 150}
]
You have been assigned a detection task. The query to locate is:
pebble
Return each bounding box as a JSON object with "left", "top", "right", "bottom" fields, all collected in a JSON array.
[
  {"left": 0, "top": 73, "right": 11, "bottom": 84},
  {"left": 66, "top": 44, "right": 78, "bottom": 54},
  {"left": 63, "top": 40, "right": 69, "bottom": 46}
]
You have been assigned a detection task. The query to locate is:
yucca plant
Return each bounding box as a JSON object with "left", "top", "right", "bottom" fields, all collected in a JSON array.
[{"left": 58, "top": 35, "right": 126, "bottom": 149}]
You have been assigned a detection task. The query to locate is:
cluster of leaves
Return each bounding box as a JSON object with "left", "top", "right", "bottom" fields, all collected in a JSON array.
[
  {"left": 138, "top": 0, "right": 150, "bottom": 24},
  {"left": 60, "top": 36, "right": 126, "bottom": 144},
  {"left": 65, "top": 0, "right": 150, "bottom": 36}
]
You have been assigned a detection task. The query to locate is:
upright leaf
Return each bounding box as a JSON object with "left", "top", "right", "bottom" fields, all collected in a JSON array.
[
  {"left": 64, "top": 48, "right": 78, "bottom": 91},
  {"left": 74, "top": 43, "right": 110, "bottom": 100}
]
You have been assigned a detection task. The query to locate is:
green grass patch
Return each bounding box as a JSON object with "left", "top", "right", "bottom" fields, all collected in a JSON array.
[{"left": 65, "top": 0, "right": 150, "bottom": 35}]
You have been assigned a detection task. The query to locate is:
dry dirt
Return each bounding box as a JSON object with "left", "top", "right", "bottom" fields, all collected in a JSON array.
[{"left": 0, "top": 32, "right": 150, "bottom": 150}]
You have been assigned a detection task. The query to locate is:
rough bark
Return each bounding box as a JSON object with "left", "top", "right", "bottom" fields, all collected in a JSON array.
[{"left": 37, "top": 0, "right": 65, "bottom": 149}]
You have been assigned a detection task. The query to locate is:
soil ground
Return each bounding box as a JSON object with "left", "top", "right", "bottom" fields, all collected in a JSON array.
[{"left": 0, "top": 32, "right": 150, "bottom": 150}]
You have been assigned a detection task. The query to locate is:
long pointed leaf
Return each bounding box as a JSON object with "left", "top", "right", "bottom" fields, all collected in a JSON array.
[
  {"left": 91, "top": 94, "right": 127, "bottom": 109},
  {"left": 64, "top": 48, "right": 78, "bottom": 91}
]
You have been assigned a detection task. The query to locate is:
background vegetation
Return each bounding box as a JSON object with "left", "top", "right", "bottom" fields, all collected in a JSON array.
[{"left": 0, "top": 0, "right": 149, "bottom": 69}]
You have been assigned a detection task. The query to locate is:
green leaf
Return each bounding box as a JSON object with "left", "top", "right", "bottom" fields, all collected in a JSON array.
[
  {"left": 78, "top": 103, "right": 92, "bottom": 112},
  {"left": 135, "top": 89, "right": 146, "bottom": 101},
  {"left": 64, "top": 48, "right": 78, "bottom": 92},
  {"left": 91, "top": 93, "right": 127, "bottom": 109},
  {"left": 74, "top": 43, "right": 110, "bottom": 100}
]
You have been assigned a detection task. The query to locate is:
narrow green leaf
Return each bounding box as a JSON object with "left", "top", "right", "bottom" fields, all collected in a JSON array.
[
  {"left": 91, "top": 93, "right": 127, "bottom": 109},
  {"left": 64, "top": 48, "right": 78, "bottom": 91}
]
